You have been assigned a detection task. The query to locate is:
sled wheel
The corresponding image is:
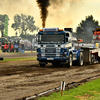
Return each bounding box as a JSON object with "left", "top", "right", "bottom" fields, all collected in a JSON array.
[
  {"left": 78, "top": 52, "right": 83, "bottom": 66},
  {"left": 67, "top": 54, "right": 72, "bottom": 67}
]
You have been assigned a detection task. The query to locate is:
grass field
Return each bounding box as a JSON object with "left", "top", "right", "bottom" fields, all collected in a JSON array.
[
  {"left": 39, "top": 78, "right": 100, "bottom": 100},
  {"left": 0, "top": 57, "right": 36, "bottom": 62}
]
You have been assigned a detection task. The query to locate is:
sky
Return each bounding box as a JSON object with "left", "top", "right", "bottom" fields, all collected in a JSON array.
[{"left": 0, "top": 0, "right": 100, "bottom": 36}]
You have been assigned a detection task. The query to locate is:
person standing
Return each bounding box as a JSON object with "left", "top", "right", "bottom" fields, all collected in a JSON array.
[{"left": 22, "top": 40, "right": 24, "bottom": 50}]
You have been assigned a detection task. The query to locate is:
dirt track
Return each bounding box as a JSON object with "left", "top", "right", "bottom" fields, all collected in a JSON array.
[
  {"left": 0, "top": 51, "right": 37, "bottom": 59},
  {"left": 0, "top": 58, "right": 100, "bottom": 100}
]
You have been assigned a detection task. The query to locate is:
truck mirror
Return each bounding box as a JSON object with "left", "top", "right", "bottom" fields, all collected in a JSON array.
[{"left": 68, "top": 37, "right": 71, "bottom": 43}]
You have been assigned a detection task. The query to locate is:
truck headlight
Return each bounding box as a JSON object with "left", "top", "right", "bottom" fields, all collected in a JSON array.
[
  {"left": 61, "top": 45, "right": 65, "bottom": 48},
  {"left": 37, "top": 45, "right": 41, "bottom": 48},
  {"left": 37, "top": 54, "right": 41, "bottom": 57},
  {"left": 55, "top": 45, "right": 58, "bottom": 47}
]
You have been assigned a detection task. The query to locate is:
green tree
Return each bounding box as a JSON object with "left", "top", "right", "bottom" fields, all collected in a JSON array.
[
  {"left": 11, "top": 14, "right": 38, "bottom": 36},
  {"left": 76, "top": 15, "right": 100, "bottom": 42},
  {"left": 26, "top": 15, "right": 36, "bottom": 32},
  {"left": 11, "top": 14, "right": 21, "bottom": 36}
]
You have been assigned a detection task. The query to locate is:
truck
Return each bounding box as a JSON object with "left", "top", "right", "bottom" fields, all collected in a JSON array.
[
  {"left": 37, "top": 28, "right": 84, "bottom": 67},
  {"left": 37, "top": 28, "right": 100, "bottom": 67}
]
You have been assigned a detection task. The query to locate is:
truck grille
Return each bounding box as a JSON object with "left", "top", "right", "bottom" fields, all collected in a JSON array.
[
  {"left": 45, "top": 49, "right": 56, "bottom": 53},
  {"left": 45, "top": 48, "right": 60, "bottom": 53},
  {"left": 41, "top": 48, "right": 60, "bottom": 57},
  {"left": 46, "top": 45, "right": 55, "bottom": 47}
]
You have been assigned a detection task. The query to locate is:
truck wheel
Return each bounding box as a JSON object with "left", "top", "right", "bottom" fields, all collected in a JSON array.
[
  {"left": 67, "top": 54, "right": 72, "bottom": 67},
  {"left": 78, "top": 52, "right": 83, "bottom": 66},
  {"left": 2, "top": 50, "right": 6, "bottom": 53},
  {"left": 39, "top": 64, "right": 45, "bottom": 67},
  {"left": 91, "top": 54, "right": 95, "bottom": 64}
]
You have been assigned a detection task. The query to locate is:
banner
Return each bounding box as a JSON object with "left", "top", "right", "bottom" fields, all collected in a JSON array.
[{"left": 4, "top": 16, "right": 8, "bottom": 37}]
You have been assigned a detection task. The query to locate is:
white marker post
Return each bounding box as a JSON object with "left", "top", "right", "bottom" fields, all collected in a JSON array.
[{"left": 61, "top": 81, "right": 65, "bottom": 96}]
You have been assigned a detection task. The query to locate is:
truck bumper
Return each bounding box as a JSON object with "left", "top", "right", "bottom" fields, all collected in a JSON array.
[{"left": 37, "top": 57, "right": 67, "bottom": 62}]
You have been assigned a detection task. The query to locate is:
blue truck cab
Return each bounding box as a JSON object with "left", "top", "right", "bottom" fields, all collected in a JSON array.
[{"left": 37, "top": 28, "right": 83, "bottom": 67}]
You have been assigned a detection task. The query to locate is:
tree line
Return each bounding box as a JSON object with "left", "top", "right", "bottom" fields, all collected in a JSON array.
[
  {"left": 0, "top": 14, "right": 39, "bottom": 42},
  {"left": 75, "top": 15, "right": 100, "bottom": 42},
  {"left": 11, "top": 14, "right": 39, "bottom": 36},
  {"left": 0, "top": 14, "right": 100, "bottom": 42}
]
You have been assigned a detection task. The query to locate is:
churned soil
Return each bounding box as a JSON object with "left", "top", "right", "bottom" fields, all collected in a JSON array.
[{"left": 0, "top": 58, "right": 100, "bottom": 100}]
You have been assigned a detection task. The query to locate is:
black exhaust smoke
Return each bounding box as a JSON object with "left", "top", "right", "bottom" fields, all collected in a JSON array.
[{"left": 36, "top": 0, "right": 50, "bottom": 28}]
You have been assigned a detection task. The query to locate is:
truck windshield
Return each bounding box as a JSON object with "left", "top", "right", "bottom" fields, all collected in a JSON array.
[{"left": 38, "top": 34, "right": 65, "bottom": 44}]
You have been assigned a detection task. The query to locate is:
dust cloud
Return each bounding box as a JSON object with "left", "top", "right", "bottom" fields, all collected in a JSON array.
[{"left": 47, "top": 0, "right": 84, "bottom": 29}]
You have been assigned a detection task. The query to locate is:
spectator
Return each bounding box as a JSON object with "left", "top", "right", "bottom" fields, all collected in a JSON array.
[
  {"left": 5, "top": 40, "right": 8, "bottom": 45},
  {"left": 22, "top": 40, "right": 24, "bottom": 50}
]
